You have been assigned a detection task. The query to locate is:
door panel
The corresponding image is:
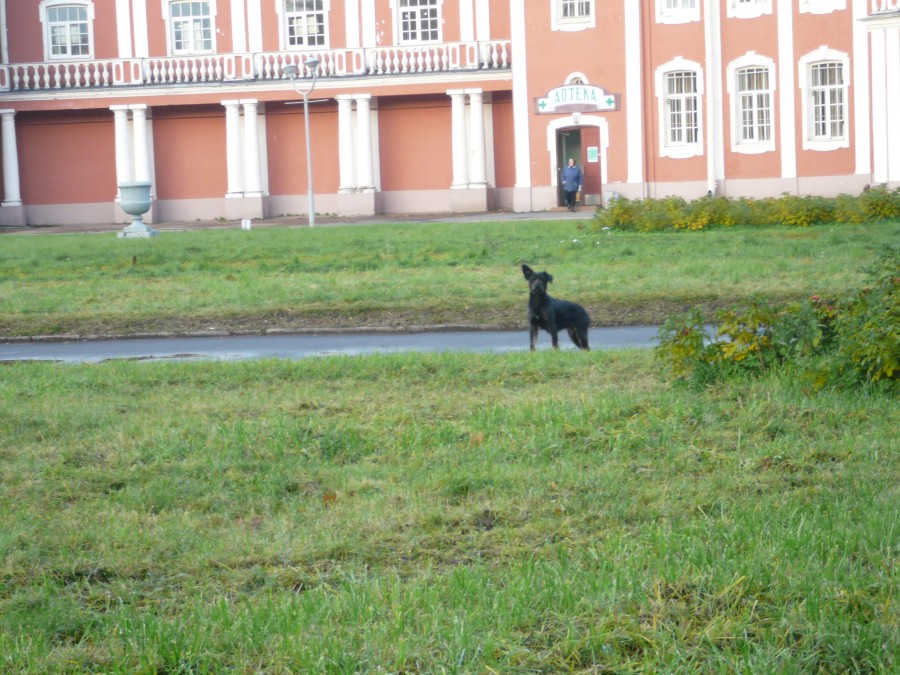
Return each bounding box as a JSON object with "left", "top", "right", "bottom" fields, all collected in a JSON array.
[{"left": 580, "top": 127, "right": 601, "bottom": 198}]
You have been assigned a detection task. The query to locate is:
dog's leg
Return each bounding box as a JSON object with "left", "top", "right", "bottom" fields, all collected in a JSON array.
[
  {"left": 580, "top": 328, "right": 590, "bottom": 351},
  {"left": 550, "top": 328, "right": 559, "bottom": 349},
  {"left": 568, "top": 327, "right": 590, "bottom": 351},
  {"left": 530, "top": 324, "right": 538, "bottom": 351}
]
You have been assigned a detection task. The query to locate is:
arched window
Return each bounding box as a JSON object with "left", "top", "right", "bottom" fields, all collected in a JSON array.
[
  {"left": 655, "top": 58, "right": 704, "bottom": 158},
  {"left": 727, "top": 53, "right": 776, "bottom": 154},
  {"left": 799, "top": 47, "right": 850, "bottom": 151}
]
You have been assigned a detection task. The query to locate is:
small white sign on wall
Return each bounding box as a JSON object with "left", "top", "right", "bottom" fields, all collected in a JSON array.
[{"left": 587, "top": 147, "right": 599, "bottom": 163}]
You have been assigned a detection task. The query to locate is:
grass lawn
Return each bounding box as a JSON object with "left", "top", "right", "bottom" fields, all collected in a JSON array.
[
  {"left": 1, "top": 220, "right": 897, "bottom": 671},
  {"left": 1, "top": 219, "right": 897, "bottom": 337},
  {"left": 0, "top": 351, "right": 897, "bottom": 672}
]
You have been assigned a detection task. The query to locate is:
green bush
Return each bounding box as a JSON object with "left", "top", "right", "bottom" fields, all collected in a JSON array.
[
  {"left": 830, "top": 248, "right": 899, "bottom": 384},
  {"left": 595, "top": 186, "right": 900, "bottom": 232},
  {"left": 655, "top": 249, "right": 899, "bottom": 389}
]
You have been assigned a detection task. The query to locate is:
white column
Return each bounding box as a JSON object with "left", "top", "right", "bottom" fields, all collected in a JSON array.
[
  {"left": 115, "top": 0, "right": 133, "bottom": 58},
  {"left": 467, "top": 90, "right": 486, "bottom": 186},
  {"left": 345, "top": 0, "right": 361, "bottom": 49},
  {"left": 131, "top": 104, "right": 151, "bottom": 183},
  {"left": 475, "top": 0, "right": 490, "bottom": 41},
  {"left": 361, "top": 0, "right": 376, "bottom": 48},
  {"left": 871, "top": 27, "right": 888, "bottom": 184},
  {"left": 851, "top": 0, "right": 870, "bottom": 177},
  {"left": 132, "top": 0, "right": 149, "bottom": 58},
  {"left": 230, "top": 0, "right": 247, "bottom": 53},
  {"left": 449, "top": 90, "right": 469, "bottom": 188},
  {"left": 222, "top": 100, "right": 243, "bottom": 196},
  {"left": 246, "top": 0, "right": 263, "bottom": 53},
  {"left": 0, "top": 109, "right": 21, "bottom": 206},
  {"left": 886, "top": 26, "right": 900, "bottom": 182},
  {"left": 510, "top": 0, "right": 531, "bottom": 209},
  {"left": 776, "top": 0, "right": 796, "bottom": 179},
  {"left": 703, "top": 0, "right": 724, "bottom": 193},
  {"left": 110, "top": 105, "right": 134, "bottom": 186},
  {"left": 241, "top": 100, "right": 262, "bottom": 194},
  {"left": 355, "top": 95, "right": 374, "bottom": 191},
  {"left": 459, "top": 0, "right": 474, "bottom": 42},
  {"left": 625, "top": 1, "right": 644, "bottom": 187},
  {"left": 337, "top": 95, "right": 356, "bottom": 192}
]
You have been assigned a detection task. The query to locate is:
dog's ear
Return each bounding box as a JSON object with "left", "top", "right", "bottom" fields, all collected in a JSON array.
[
  {"left": 521, "top": 263, "right": 534, "bottom": 280},
  {"left": 542, "top": 272, "right": 554, "bottom": 284}
]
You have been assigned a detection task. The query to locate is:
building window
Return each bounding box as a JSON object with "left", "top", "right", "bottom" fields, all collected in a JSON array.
[
  {"left": 666, "top": 72, "right": 700, "bottom": 145},
  {"left": 727, "top": 54, "right": 775, "bottom": 154},
  {"left": 656, "top": 0, "right": 700, "bottom": 24},
  {"left": 561, "top": 0, "right": 590, "bottom": 18},
  {"left": 726, "top": 0, "right": 773, "bottom": 19},
  {"left": 655, "top": 59, "right": 704, "bottom": 158},
  {"left": 167, "top": 1, "right": 215, "bottom": 54},
  {"left": 552, "top": 0, "right": 595, "bottom": 31},
  {"left": 799, "top": 48, "right": 850, "bottom": 151},
  {"left": 737, "top": 68, "right": 772, "bottom": 144},
  {"left": 40, "top": 1, "right": 94, "bottom": 60},
  {"left": 397, "top": 0, "right": 441, "bottom": 44},
  {"left": 284, "top": 0, "right": 326, "bottom": 48},
  {"left": 799, "top": 0, "right": 847, "bottom": 14}
]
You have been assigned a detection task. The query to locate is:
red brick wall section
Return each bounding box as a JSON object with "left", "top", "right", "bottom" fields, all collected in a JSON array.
[{"left": 17, "top": 111, "right": 116, "bottom": 205}]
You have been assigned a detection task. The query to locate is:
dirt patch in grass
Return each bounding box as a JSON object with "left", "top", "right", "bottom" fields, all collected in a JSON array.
[{"left": 1, "top": 299, "right": 733, "bottom": 340}]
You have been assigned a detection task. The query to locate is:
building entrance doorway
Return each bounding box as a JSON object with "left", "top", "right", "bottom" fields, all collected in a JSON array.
[{"left": 556, "top": 126, "right": 602, "bottom": 206}]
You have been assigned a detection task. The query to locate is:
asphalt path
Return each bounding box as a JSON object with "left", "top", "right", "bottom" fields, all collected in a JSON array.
[{"left": 0, "top": 326, "right": 661, "bottom": 363}]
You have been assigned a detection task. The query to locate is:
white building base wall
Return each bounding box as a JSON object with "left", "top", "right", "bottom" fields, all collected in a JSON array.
[
  {"left": 224, "top": 194, "right": 268, "bottom": 220},
  {"left": 0, "top": 204, "right": 26, "bottom": 227}
]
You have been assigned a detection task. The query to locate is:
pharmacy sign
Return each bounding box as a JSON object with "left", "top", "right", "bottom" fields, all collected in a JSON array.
[{"left": 536, "top": 84, "right": 619, "bottom": 114}]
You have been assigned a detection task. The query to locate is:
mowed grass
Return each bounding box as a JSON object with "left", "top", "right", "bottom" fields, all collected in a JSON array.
[
  {"left": 1, "top": 350, "right": 897, "bottom": 672},
  {"left": 1, "top": 219, "right": 897, "bottom": 336}
]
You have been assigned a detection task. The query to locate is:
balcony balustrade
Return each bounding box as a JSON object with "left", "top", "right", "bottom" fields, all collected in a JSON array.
[
  {"left": 870, "top": 0, "right": 900, "bottom": 12},
  {"left": 0, "top": 40, "right": 511, "bottom": 93}
]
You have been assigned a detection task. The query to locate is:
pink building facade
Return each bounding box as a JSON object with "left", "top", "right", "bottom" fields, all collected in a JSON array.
[{"left": 0, "top": 0, "right": 898, "bottom": 227}]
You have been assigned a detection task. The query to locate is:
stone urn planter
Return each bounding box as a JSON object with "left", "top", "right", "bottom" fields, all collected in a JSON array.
[{"left": 117, "top": 181, "right": 158, "bottom": 238}]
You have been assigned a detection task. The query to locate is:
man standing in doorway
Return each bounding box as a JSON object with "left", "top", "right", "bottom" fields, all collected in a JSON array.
[{"left": 561, "top": 158, "right": 583, "bottom": 211}]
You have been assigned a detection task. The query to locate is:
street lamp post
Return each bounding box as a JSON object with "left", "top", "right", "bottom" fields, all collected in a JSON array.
[{"left": 281, "top": 58, "right": 320, "bottom": 226}]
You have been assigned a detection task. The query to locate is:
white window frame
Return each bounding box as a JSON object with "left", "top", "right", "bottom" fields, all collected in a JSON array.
[
  {"left": 551, "top": 0, "right": 596, "bottom": 32},
  {"left": 799, "top": 47, "right": 850, "bottom": 151},
  {"left": 39, "top": 0, "right": 95, "bottom": 61},
  {"left": 726, "top": 0, "right": 773, "bottom": 20},
  {"left": 655, "top": 58, "right": 704, "bottom": 159},
  {"left": 799, "top": 0, "right": 847, "bottom": 14},
  {"left": 390, "top": 0, "right": 443, "bottom": 45},
  {"left": 163, "top": 0, "right": 217, "bottom": 55},
  {"left": 276, "top": 0, "right": 330, "bottom": 50},
  {"left": 655, "top": 0, "right": 700, "bottom": 25},
  {"left": 727, "top": 52, "right": 776, "bottom": 154}
]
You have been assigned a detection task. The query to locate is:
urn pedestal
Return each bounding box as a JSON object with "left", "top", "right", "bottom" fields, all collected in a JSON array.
[{"left": 117, "top": 182, "right": 158, "bottom": 238}]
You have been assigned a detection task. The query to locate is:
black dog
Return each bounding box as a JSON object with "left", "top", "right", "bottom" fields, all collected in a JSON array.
[{"left": 522, "top": 263, "right": 590, "bottom": 351}]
